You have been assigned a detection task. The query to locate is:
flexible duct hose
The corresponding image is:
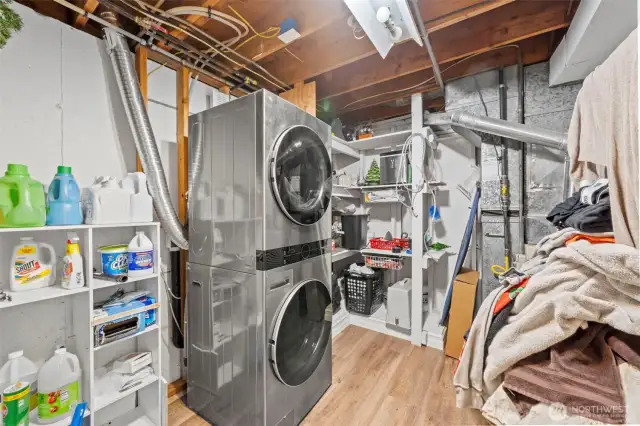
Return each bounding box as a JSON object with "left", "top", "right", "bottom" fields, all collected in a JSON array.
[{"left": 104, "top": 28, "right": 189, "bottom": 249}]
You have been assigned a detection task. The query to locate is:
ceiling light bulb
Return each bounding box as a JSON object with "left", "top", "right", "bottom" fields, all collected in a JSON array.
[{"left": 376, "top": 6, "right": 391, "bottom": 23}]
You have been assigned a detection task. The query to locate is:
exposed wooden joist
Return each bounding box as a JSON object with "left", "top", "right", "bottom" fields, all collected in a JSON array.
[
  {"left": 334, "top": 33, "right": 552, "bottom": 115},
  {"left": 135, "top": 46, "right": 149, "bottom": 173},
  {"left": 257, "top": 0, "right": 515, "bottom": 85},
  {"left": 73, "top": 0, "right": 99, "bottom": 28},
  {"left": 316, "top": 0, "right": 570, "bottom": 100},
  {"left": 338, "top": 97, "right": 445, "bottom": 127},
  {"left": 177, "top": 67, "right": 189, "bottom": 332}
]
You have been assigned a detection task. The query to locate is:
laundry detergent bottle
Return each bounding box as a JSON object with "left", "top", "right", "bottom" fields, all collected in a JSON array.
[
  {"left": 0, "top": 350, "right": 38, "bottom": 426},
  {"left": 46, "top": 166, "right": 83, "bottom": 226},
  {"left": 37, "top": 348, "right": 81, "bottom": 424},
  {"left": 61, "top": 233, "right": 85, "bottom": 289},
  {"left": 127, "top": 232, "right": 154, "bottom": 277},
  {"left": 10, "top": 237, "right": 56, "bottom": 292},
  {"left": 0, "top": 164, "right": 46, "bottom": 228}
]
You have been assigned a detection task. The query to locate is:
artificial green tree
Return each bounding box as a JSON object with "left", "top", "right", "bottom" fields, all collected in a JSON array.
[
  {"left": 365, "top": 159, "right": 380, "bottom": 185},
  {"left": 0, "top": 0, "right": 23, "bottom": 49}
]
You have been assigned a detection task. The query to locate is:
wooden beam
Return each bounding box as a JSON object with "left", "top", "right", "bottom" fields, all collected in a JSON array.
[
  {"left": 339, "top": 97, "right": 444, "bottom": 125},
  {"left": 257, "top": 0, "right": 515, "bottom": 85},
  {"left": 280, "top": 82, "right": 317, "bottom": 116},
  {"left": 177, "top": 67, "right": 189, "bottom": 332},
  {"left": 73, "top": 0, "right": 99, "bottom": 28},
  {"left": 316, "top": 0, "right": 570, "bottom": 100},
  {"left": 333, "top": 33, "right": 551, "bottom": 114},
  {"left": 135, "top": 46, "right": 149, "bottom": 173}
]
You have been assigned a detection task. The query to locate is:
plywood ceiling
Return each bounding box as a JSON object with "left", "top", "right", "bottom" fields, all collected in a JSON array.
[{"left": 19, "top": 0, "right": 579, "bottom": 125}]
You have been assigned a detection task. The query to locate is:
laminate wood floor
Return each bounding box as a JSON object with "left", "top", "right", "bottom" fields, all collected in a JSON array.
[{"left": 168, "top": 325, "right": 488, "bottom": 426}]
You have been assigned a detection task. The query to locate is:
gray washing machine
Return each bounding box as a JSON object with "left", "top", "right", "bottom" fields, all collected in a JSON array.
[{"left": 187, "top": 90, "right": 333, "bottom": 426}]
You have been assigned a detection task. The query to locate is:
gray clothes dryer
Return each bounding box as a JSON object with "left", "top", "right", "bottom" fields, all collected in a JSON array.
[{"left": 187, "top": 90, "right": 333, "bottom": 426}]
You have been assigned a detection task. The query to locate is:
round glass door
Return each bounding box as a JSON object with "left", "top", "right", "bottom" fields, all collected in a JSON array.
[
  {"left": 270, "top": 280, "right": 332, "bottom": 387},
  {"left": 270, "top": 125, "right": 332, "bottom": 226}
]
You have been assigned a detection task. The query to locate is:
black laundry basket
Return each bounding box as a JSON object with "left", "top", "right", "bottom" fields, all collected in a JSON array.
[{"left": 343, "top": 265, "right": 384, "bottom": 315}]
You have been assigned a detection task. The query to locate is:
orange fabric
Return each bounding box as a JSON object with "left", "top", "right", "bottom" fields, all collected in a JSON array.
[
  {"left": 493, "top": 277, "right": 530, "bottom": 315},
  {"left": 566, "top": 234, "right": 616, "bottom": 246}
]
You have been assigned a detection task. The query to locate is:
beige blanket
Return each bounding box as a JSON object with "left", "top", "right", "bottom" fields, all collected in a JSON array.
[
  {"left": 482, "top": 363, "right": 640, "bottom": 425},
  {"left": 567, "top": 29, "right": 639, "bottom": 248},
  {"left": 484, "top": 240, "right": 640, "bottom": 398}
]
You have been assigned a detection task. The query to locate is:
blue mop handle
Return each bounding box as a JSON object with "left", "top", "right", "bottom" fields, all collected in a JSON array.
[{"left": 70, "top": 402, "right": 88, "bottom": 426}]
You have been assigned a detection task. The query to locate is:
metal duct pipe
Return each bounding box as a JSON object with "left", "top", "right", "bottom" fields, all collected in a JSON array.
[
  {"left": 104, "top": 28, "right": 189, "bottom": 249},
  {"left": 450, "top": 110, "right": 568, "bottom": 151}
]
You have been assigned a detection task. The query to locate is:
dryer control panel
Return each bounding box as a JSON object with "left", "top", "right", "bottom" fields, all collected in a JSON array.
[{"left": 256, "top": 239, "right": 330, "bottom": 271}]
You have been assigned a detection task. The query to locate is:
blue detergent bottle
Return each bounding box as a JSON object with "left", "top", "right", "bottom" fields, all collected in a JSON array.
[{"left": 46, "top": 166, "right": 83, "bottom": 225}]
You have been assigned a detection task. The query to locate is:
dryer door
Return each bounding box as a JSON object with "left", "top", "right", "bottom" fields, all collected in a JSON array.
[
  {"left": 270, "top": 279, "right": 332, "bottom": 387},
  {"left": 270, "top": 125, "right": 332, "bottom": 226}
]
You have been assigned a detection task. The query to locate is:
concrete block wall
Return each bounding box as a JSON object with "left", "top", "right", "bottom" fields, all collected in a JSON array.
[{"left": 445, "top": 61, "right": 582, "bottom": 300}]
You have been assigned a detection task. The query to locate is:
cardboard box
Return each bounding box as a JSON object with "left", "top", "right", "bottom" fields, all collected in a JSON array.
[{"left": 444, "top": 268, "right": 479, "bottom": 359}]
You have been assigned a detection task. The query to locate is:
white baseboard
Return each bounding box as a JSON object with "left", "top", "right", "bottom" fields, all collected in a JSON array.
[{"left": 332, "top": 309, "right": 350, "bottom": 338}]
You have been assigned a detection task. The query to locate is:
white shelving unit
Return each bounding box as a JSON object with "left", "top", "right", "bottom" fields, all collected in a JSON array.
[
  {"left": 346, "top": 130, "right": 412, "bottom": 151},
  {"left": 332, "top": 135, "right": 360, "bottom": 160},
  {"left": 0, "top": 223, "right": 162, "bottom": 426}
]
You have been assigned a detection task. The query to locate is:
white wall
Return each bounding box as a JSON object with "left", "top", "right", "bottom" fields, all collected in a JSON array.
[{"left": 0, "top": 4, "right": 229, "bottom": 383}]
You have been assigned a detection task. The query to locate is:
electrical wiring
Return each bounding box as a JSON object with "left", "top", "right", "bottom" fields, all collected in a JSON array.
[
  {"left": 161, "top": 270, "right": 184, "bottom": 336},
  {"left": 339, "top": 44, "right": 522, "bottom": 111},
  {"left": 119, "top": 0, "right": 291, "bottom": 91}
]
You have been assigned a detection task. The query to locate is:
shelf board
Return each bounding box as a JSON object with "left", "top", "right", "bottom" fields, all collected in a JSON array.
[
  {"left": 331, "top": 248, "right": 360, "bottom": 262},
  {"left": 422, "top": 250, "right": 455, "bottom": 268},
  {"left": 349, "top": 306, "right": 411, "bottom": 341},
  {"left": 94, "top": 374, "right": 159, "bottom": 411},
  {"left": 332, "top": 185, "right": 361, "bottom": 199},
  {"left": 361, "top": 248, "right": 412, "bottom": 258},
  {"left": 332, "top": 136, "right": 359, "bottom": 159},
  {"left": 0, "top": 222, "right": 159, "bottom": 233},
  {"left": 0, "top": 285, "right": 89, "bottom": 310},
  {"left": 348, "top": 130, "right": 412, "bottom": 151},
  {"left": 110, "top": 409, "right": 156, "bottom": 426},
  {"left": 93, "top": 273, "right": 159, "bottom": 291},
  {"left": 29, "top": 407, "right": 91, "bottom": 426},
  {"left": 93, "top": 303, "right": 160, "bottom": 326},
  {"left": 94, "top": 324, "right": 159, "bottom": 351}
]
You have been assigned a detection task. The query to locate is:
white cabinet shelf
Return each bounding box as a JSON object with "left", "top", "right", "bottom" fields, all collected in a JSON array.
[
  {"left": 331, "top": 248, "right": 359, "bottom": 262},
  {"left": 0, "top": 286, "right": 89, "bottom": 310},
  {"left": 348, "top": 130, "right": 412, "bottom": 151},
  {"left": 29, "top": 407, "right": 91, "bottom": 426},
  {"left": 94, "top": 374, "right": 159, "bottom": 411},
  {"left": 0, "top": 222, "right": 162, "bottom": 426},
  {"left": 332, "top": 136, "right": 360, "bottom": 159}
]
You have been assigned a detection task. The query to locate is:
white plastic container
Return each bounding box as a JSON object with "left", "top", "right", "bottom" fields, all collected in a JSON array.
[
  {"left": 127, "top": 232, "right": 154, "bottom": 278},
  {"left": 84, "top": 176, "right": 130, "bottom": 224},
  {"left": 122, "top": 172, "right": 153, "bottom": 223},
  {"left": 0, "top": 350, "right": 38, "bottom": 426},
  {"left": 37, "top": 348, "right": 81, "bottom": 424},
  {"left": 61, "top": 232, "right": 85, "bottom": 289},
  {"left": 10, "top": 238, "right": 56, "bottom": 292}
]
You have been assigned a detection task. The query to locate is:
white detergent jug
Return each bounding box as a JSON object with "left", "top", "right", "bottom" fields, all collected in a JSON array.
[
  {"left": 127, "top": 232, "right": 154, "bottom": 278},
  {"left": 10, "top": 238, "right": 56, "bottom": 292},
  {"left": 122, "top": 172, "right": 153, "bottom": 223},
  {"left": 84, "top": 177, "right": 130, "bottom": 224},
  {"left": 37, "top": 348, "right": 81, "bottom": 424},
  {"left": 0, "top": 350, "right": 38, "bottom": 426}
]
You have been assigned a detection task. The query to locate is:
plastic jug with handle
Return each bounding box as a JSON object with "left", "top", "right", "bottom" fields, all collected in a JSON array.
[
  {"left": 84, "top": 177, "right": 130, "bottom": 224},
  {"left": 121, "top": 172, "right": 153, "bottom": 223},
  {"left": 10, "top": 237, "right": 56, "bottom": 292},
  {"left": 37, "top": 348, "right": 81, "bottom": 424},
  {"left": 0, "top": 350, "right": 38, "bottom": 426},
  {"left": 0, "top": 164, "right": 46, "bottom": 228},
  {"left": 46, "top": 166, "right": 83, "bottom": 226}
]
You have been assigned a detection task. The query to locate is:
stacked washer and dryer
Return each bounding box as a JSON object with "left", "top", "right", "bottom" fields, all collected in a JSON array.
[{"left": 187, "top": 90, "right": 333, "bottom": 426}]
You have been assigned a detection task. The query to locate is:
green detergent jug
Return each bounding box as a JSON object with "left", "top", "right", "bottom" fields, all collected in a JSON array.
[{"left": 0, "top": 164, "right": 46, "bottom": 228}]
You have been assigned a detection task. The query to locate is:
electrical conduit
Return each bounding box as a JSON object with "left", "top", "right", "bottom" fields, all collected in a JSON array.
[{"left": 103, "top": 27, "right": 188, "bottom": 249}]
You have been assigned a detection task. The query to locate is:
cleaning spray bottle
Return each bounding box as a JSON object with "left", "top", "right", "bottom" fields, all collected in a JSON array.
[{"left": 61, "top": 233, "right": 84, "bottom": 289}]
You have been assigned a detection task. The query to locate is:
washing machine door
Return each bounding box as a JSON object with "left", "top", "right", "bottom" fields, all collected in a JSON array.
[
  {"left": 270, "top": 125, "right": 332, "bottom": 226},
  {"left": 270, "top": 279, "right": 332, "bottom": 387}
]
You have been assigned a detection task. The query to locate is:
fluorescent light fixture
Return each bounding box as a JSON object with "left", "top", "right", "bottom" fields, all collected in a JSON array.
[{"left": 344, "top": 0, "right": 423, "bottom": 58}]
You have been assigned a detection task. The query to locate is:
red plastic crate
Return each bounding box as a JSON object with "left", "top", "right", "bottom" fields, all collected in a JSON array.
[{"left": 369, "top": 237, "right": 410, "bottom": 251}]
